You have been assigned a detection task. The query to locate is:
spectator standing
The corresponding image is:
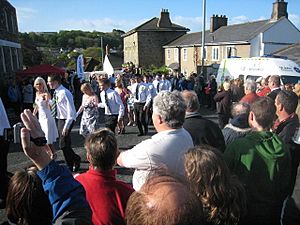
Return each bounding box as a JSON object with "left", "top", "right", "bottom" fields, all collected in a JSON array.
[
  {"left": 0, "top": 97, "right": 10, "bottom": 209},
  {"left": 125, "top": 173, "right": 203, "bottom": 225},
  {"left": 170, "top": 72, "right": 181, "bottom": 91},
  {"left": 240, "top": 79, "right": 259, "bottom": 104},
  {"left": 222, "top": 102, "right": 251, "bottom": 146},
  {"left": 152, "top": 74, "right": 161, "bottom": 94},
  {"left": 75, "top": 129, "right": 134, "bottom": 225},
  {"left": 231, "top": 78, "right": 245, "bottom": 102},
  {"left": 182, "top": 91, "right": 225, "bottom": 151},
  {"left": 22, "top": 79, "right": 34, "bottom": 111},
  {"left": 256, "top": 77, "right": 271, "bottom": 97},
  {"left": 294, "top": 83, "right": 300, "bottom": 119},
  {"left": 209, "top": 75, "right": 218, "bottom": 110},
  {"left": 143, "top": 75, "right": 156, "bottom": 125},
  {"left": 214, "top": 82, "right": 232, "bottom": 129},
  {"left": 7, "top": 78, "right": 21, "bottom": 115},
  {"left": 273, "top": 90, "right": 300, "bottom": 193},
  {"left": 224, "top": 97, "right": 291, "bottom": 225},
  {"left": 117, "top": 91, "right": 193, "bottom": 190},
  {"left": 267, "top": 75, "right": 281, "bottom": 100},
  {"left": 76, "top": 83, "right": 100, "bottom": 137},
  {"left": 98, "top": 78, "right": 124, "bottom": 133},
  {"left": 184, "top": 145, "right": 246, "bottom": 225}
]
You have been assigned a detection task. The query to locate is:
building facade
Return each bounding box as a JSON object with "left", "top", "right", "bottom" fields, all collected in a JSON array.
[
  {"left": 123, "top": 9, "right": 189, "bottom": 68},
  {"left": 0, "top": 0, "right": 22, "bottom": 91},
  {"left": 163, "top": 0, "right": 300, "bottom": 75}
]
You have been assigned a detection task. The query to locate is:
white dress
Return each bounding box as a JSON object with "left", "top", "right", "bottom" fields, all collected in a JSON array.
[{"left": 35, "top": 98, "right": 58, "bottom": 144}]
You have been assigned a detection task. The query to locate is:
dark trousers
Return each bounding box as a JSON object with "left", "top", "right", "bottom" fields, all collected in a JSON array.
[
  {"left": 57, "top": 119, "right": 80, "bottom": 167},
  {"left": 104, "top": 115, "right": 118, "bottom": 133},
  {"left": 0, "top": 136, "right": 10, "bottom": 202},
  {"left": 134, "top": 103, "right": 148, "bottom": 135},
  {"left": 218, "top": 113, "right": 229, "bottom": 129}
]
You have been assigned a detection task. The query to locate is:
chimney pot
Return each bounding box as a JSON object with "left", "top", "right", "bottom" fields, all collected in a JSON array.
[
  {"left": 271, "top": 0, "right": 288, "bottom": 21},
  {"left": 157, "top": 9, "right": 172, "bottom": 28},
  {"left": 210, "top": 14, "right": 228, "bottom": 32}
]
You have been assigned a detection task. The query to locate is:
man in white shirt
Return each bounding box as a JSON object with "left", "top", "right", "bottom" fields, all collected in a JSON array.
[
  {"left": 152, "top": 74, "right": 161, "bottom": 94},
  {"left": 267, "top": 75, "right": 281, "bottom": 100},
  {"left": 130, "top": 74, "right": 152, "bottom": 136},
  {"left": 0, "top": 97, "right": 10, "bottom": 208},
  {"left": 22, "top": 79, "right": 34, "bottom": 111},
  {"left": 117, "top": 91, "right": 194, "bottom": 190},
  {"left": 98, "top": 78, "right": 124, "bottom": 133},
  {"left": 47, "top": 74, "right": 80, "bottom": 172},
  {"left": 143, "top": 75, "right": 156, "bottom": 125},
  {"left": 159, "top": 74, "right": 172, "bottom": 92}
]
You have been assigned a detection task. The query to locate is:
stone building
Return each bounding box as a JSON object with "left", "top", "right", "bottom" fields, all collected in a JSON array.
[
  {"left": 123, "top": 9, "right": 189, "bottom": 68},
  {"left": 163, "top": 0, "right": 300, "bottom": 75},
  {"left": 0, "top": 0, "right": 22, "bottom": 94}
]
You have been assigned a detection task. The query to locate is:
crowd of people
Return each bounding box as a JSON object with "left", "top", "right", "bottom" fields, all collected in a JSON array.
[{"left": 0, "top": 70, "right": 300, "bottom": 225}]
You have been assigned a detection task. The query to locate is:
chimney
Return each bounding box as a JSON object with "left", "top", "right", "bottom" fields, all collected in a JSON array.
[
  {"left": 210, "top": 14, "right": 228, "bottom": 33},
  {"left": 157, "top": 9, "right": 172, "bottom": 28},
  {"left": 271, "top": 0, "right": 288, "bottom": 21}
]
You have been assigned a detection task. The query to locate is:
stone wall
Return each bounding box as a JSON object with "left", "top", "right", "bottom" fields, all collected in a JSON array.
[
  {"left": 138, "top": 31, "right": 186, "bottom": 68},
  {"left": 0, "top": 0, "right": 22, "bottom": 101},
  {"left": 123, "top": 32, "right": 139, "bottom": 65}
]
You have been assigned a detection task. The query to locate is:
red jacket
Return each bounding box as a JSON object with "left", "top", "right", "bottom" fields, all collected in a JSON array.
[
  {"left": 240, "top": 92, "right": 259, "bottom": 104},
  {"left": 76, "top": 168, "right": 134, "bottom": 225},
  {"left": 257, "top": 87, "right": 271, "bottom": 97}
]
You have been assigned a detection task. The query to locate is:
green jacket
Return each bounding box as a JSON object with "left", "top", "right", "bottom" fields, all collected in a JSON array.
[{"left": 224, "top": 131, "right": 291, "bottom": 219}]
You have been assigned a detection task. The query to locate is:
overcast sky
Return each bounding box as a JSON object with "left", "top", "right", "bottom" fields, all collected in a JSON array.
[{"left": 10, "top": 0, "right": 300, "bottom": 33}]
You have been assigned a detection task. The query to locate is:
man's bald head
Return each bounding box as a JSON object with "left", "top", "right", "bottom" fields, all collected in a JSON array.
[
  {"left": 125, "top": 174, "right": 203, "bottom": 225},
  {"left": 181, "top": 90, "right": 200, "bottom": 112}
]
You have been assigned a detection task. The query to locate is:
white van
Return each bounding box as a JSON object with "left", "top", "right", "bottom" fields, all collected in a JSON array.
[{"left": 216, "top": 57, "right": 300, "bottom": 85}]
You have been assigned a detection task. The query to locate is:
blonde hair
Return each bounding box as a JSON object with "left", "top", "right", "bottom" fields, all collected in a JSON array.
[
  {"left": 34, "top": 77, "right": 48, "bottom": 93},
  {"left": 80, "top": 83, "right": 94, "bottom": 95}
]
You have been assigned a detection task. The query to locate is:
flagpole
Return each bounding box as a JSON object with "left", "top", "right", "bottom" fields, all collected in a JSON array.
[{"left": 201, "top": 0, "right": 206, "bottom": 77}]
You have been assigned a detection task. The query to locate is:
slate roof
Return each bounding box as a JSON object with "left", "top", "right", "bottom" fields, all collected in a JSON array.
[
  {"left": 122, "top": 17, "right": 190, "bottom": 37},
  {"left": 274, "top": 42, "right": 300, "bottom": 65},
  {"left": 164, "top": 18, "right": 281, "bottom": 47}
]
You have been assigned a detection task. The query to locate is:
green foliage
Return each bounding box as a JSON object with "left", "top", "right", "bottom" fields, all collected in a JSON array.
[
  {"left": 146, "top": 65, "right": 170, "bottom": 75},
  {"left": 83, "top": 47, "right": 102, "bottom": 61}
]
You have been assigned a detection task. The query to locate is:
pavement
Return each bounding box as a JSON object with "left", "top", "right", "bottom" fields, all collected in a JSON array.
[{"left": 0, "top": 107, "right": 218, "bottom": 223}]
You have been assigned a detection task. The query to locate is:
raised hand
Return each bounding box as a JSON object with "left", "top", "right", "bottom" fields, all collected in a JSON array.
[{"left": 20, "top": 109, "right": 52, "bottom": 170}]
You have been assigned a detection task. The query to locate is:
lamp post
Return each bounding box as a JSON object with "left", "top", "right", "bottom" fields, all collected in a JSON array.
[{"left": 201, "top": 0, "right": 206, "bottom": 77}]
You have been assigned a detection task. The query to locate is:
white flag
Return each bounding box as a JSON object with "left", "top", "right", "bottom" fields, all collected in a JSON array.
[
  {"left": 103, "top": 55, "right": 114, "bottom": 78},
  {"left": 76, "top": 54, "right": 84, "bottom": 81}
]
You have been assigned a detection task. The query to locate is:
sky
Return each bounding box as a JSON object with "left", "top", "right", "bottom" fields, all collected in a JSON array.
[{"left": 9, "top": 0, "right": 300, "bottom": 33}]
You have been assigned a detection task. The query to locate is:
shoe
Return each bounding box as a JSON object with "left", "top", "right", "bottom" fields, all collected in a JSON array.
[
  {"left": 137, "top": 133, "right": 144, "bottom": 137},
  {"left": 133, "top": 123, "right": 136, "bottom": 127},
  {"left": 127, "top": 122, "right": 133, "bottom": 126}
]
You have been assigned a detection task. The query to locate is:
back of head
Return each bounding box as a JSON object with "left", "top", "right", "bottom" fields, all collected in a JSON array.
[
  {"left": 125, "top": 173, "right": 204, "bottom": 225},
  {"left": 269, "top": 75, "right": 280, "bottom": 87},
  {"left": 85, "top": 129, "right": 118, "bottom": 171},
  {"left": 223, "top": 82, "right": 230, "bottom": 91},
  {"left": 276, "top": 90, "right": 298, "bottom": 114},
  {"left": 6, "top": 166, "right": 52, "bottom": 225},
  {"left": 181, "top": 90, "right": 200, "bottom": 112},
  {"left": 153, "top": 91, "right": 186, "bottom": 129},
  {"left": 250, "top": 97, "right": 276, "bottom": 130},
  {"left": 244, "top": 79, "right": 256, "bottom": 93},
  {"left": 231, "top": 102, "right": 250, "bottom": 118},
  {"left": 184, "top": 145, "right": 246, "bottom": 225}
]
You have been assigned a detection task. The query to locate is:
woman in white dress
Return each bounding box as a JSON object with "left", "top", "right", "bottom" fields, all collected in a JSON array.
[{"left": 33, "top": 77, "right": 58, "bottom": 158}]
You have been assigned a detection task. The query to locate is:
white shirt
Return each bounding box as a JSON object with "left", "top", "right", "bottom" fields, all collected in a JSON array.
[
  {"left": 144, "top": 82, "right": 157, "bottom": 99},
  {"left": 160, "top": 79, "right": 172, "bottom": 92},
  {"left": 152, "top": 79, "right": 160, "bottom": 94},
  {"left": 99, "top": 88, "right": 124, "bottom": 119},
  {"left": 54, "top": 85, "right": 76, "bottom": 130},
  {"left": 131, "top": 82, "right": 152, "bottom": 106},
  {"left": 120, "top": 128, "right": 194, "bottom": 190},
  {"left": 0, "top": 98, "right": 10, "bottom": 136}
]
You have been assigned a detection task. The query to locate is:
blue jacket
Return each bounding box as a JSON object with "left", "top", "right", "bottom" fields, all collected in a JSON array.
[{"left": 37, "top": 160, "right": 92, "bottom": 225}]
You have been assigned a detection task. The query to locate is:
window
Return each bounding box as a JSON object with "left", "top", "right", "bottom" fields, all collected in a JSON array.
[
  {"left": 212, "top": 47, "right": 220, "bottom": 61},
  {"left": 174, "top": 48, "right": 178, "bottom": 62},
  {"left": 0, "top": 46, "right": 6, "bottom": 73},
  {"left": 226, "top": 46, "right": 236, "bottom": 58},
  {"left": 183, "top": 48, "right": 188, "bottom": 61},
  {"left": 9, "top": 47, "right": 14, "bottom": 71},
  {"left": 4, "top": 10, "right": 9, "bottom": 31},
  {"left": 200, "top": 46, "right": 207, "bottom": 60},
  {"left": 166, "top": 49, "right": 171, "bottom": 60}
]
